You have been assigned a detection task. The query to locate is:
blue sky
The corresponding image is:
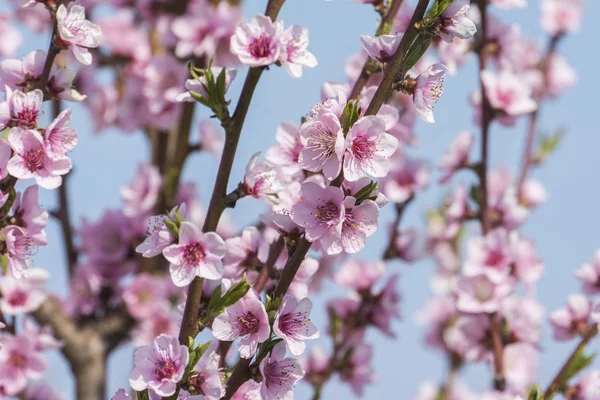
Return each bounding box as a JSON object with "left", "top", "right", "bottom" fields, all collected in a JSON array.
[{"left": 5, "top": 0, "right": 600, "bottom": 398}]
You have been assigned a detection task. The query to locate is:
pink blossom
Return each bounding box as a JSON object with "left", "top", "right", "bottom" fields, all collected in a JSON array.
[
  {"left": 545, "top": 54, "right": 578, "bottom": 98},
  {"left": 520, "top": 179, "right": 548, "bottom": 208},
  {"left": 12, "top": 185, "right": 48, "bottom": 244},
  {"left": 1, "top": 87, "right": 43, "bottom": 130},
  {"left": 7, "top": 127, "right": 72, "bottom": 189},
  {"left": 129, "top": 334, "right": 189, "bottom": 397},
  {"left": 574, "top": 370, "right": 600, "bottom": 400},
  {"left": 212, "top": 290, "right": 270, "bottom": 359},
  {"left": 291, "top": 182, "right": 344, "bottom": 242},
  {"left": 131, "top": 305, "right": 180, "bottom": 347},
  {"left": 288, "top": 257, "right": 320, "bottom": 299},
  {"left": 0, "top": 13, "right": 22, "bottom": 57},
  {"left": 501, "top": 295, "right": 544, "bottom": 343},
  {"left": 0, "top": 334, "right": 46, "bottom": 396},
  {"left": 575, "top": 249, "right": 600, "bottom": 295},
  {"left": 177, "top": 67, "right": 237, "bottom": 103},
  {"left": 64, "top": 264, "right": 102, "bottom": 317},
  {"left": 370, "top": 274, "right": 402, "bottom": 336},
  {"left": 360, "top": 34, "right": 402, "bottom": 63},
  {"left": 549, "top": 294, "right": 592, "bottom": 340},
  {"left": 97, "top": 10, "right": 150, "bottom": 61},
  {"left": 232, "top": 379, "right": 262, "bottom": 400},
  {"left": 280, "top": 25, "right": 318, "bottom": 77},
  {"left": 541, "top": 0, "right": 583, "bottom": 35},
  {"left": 490, "top": 0, "right": 527, "bottom": 8},
  {"left": 439, "top": 38, "right": 471, "bottom": 76},
  {"left": 111, "top": 389, "right": 130, "bottom": 400},
  {"left": 22, "top": 317, "right": 63, "bottom": 351},
  {"left": 330, "top": 196, "right": 379, "bottom": 255},
  {"left": 0, "top": 273, "right": 47, "bottom": 315},
  {"left": 393, "top": 228, "right": 422, "bottom": 262},
  {"left": 464, "top": 229, "right": 513, "bottom": 283},
  {"left": 259, "top": 342, "right": 304, "bottom": 400},
  {"left": 223, "top": 226, "right": 269, "bottom": 280},
  {"left": 512, "top": 235, "right": 544, "bottom": 285},
  {"left": 503, "top": 343, "right": 538, "bottom": 393},
  {"left": 163, "top": 221, "right": 226, "bottom": 286},
  {"left": 481, "top": 69, "right": 537, "bottom": 116},
  {"left": 339, "top": 343, "right": 376, "bottom": 396},
  {"left": 243, "top": 152, "right": 284, "bottom": 205},
  {"left": 413, "top": 63, "right": 447, "bottom": 123},
  {"left": 136, "top": 208, "right": 181, "bottom": 258},
  {"left": 274, "top": 295, "right": 319, "bottom": 355},
  {"left": 188, "top": 344, "right": 225, "bottom": 400},
  {"left": 199, "top": 121, "right": 224, "bottom": 159},
  {"left": 5, "top": 225, "right": 43, "bottom": 278},
  {"left": 123, "top": 274, "right": 170, "bottom": 320},
  {"left": 438, "top": 131, "right": 473, "bottom": 183},
  {"left": 230, "top": 14, "right": 283, "bottom": 67},
  {"left": 0, "top": 138, "right": 10, "bottom": 180},
  {"left": 439, "top": 0, "right": 477, "bottom": 42},
  {"left": 335, "top": 259, "right": 385, "bottom": 292},
  {"left": 121, "top": 164, "right": 162, "bottom": 219},
  {"left": 43, "top": 108, "right": 78, "bottom": 159},
  {"left": 298, "top": 112, "right": 345, "bottom": 180},
  {"left": 265, "top": 121, "right": 303, "bottom": 178},
  {"left": 455, "top": 272, "right": 513, "bottom": 313},
  {"left": 343, "top": 115, "right": 398, "bottom": 181},
  {"left": 383, "top": 156, "right": 429, "bottom": 203},
  {"left": 26, "top": 382, "right": 64, "bottom": 400},
  {"left": 56, "top": 5, "right": 101, "bottom": 65}
]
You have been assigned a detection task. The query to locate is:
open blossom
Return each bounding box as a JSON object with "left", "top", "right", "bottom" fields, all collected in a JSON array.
[
  {"left": 43, "top": 108, "right": 78, "bottom": 158},
  {"left": 298, "top": 112, "right": 345, "bottom": 180},
  {"left": 56, "top": 5, "right": 101, "bottom": 65},
  {"left": 503, "top": 343, "right": 538, "bottom": 393},
  {"left": 111, "top": 389, "right": 130, "bottom": 400},
  {"left": 549, "top": 294, "right": 592, "bottom": 340},
  {"left": 123, "top": 273, "right": 170, "bottom": 320},
  {"left": 7, "top": 127, "right": 72, "bottom": 190},
  {"left": 259, "top": 342, "right": 304, "bottom": 400},
  {"left": 162, "top": 221, "right": 227, "bottom": 286},
  {"left": 129, "top": 334, "right": 189, "bottom": 397},
  {"left": 274, "top": 295, "right": 319, "bottom": 356},
  {"left": 243, "top": 152, "right": 284, "bottom": 205},
  {"left": 5, "top": 225, "right": 44, "bottom": 278},
  {"left": 343, "top": 115, "right": 398, "bottom": 181},
  {"left": 12, "top": 185, "right": 48, "bottom": 244},
  {"left": 131, "top": 305, "right": 180, "bottom": 347},
  {"left": 280, "top": 25, "right": 318, "bottom": 77},
  {"left": 223, "top": 226, "right": 269, "bottom": 279},
  {"left": 0, "top": 273, "right": 47, "bottom": 315},
  {"left": 383, "top": 156, "right": 429, "bottom": 203},
  {"left": 575, "top": 249, "right": 600, "bottom": 295},
  {"left": 335, "top": 259, "right": 385, "bottom": 292},
  {"left": 413, "top": 63, "right": 448, "bottom": 123},
  {"left": 230, "top": 14, "right": 282, "bottom": 67},
  {"left": 481, "top": 69, "right": 537, "bottom": 116},
  {"left": 232, "top": 379, "right": 262, "bottom": 400},
  {"left": 121, "top": 164, "right": 162, "bottom": 219},
  {"left": 0, "top": 334, "right": 46, "bottom": 396},
  {"left": 187, "top": 344, "right": 225, "bottom": 400},
  {"left": 541, "top": 0, "right": 584, "bottom": 35},
  {"left": 1, "top": 88, "right": 43, "bottom": 130},
  {"left": 501, "top": 295, "right": 544, "bottom": 343},
  {"left": 136, "top": 207, "right": 182, "bottom": 258},
  {"left": 455, "top": 272, "right": 513, "bottom": 313},
  {"left": 574, "top": 370, "right": 600, "bottom": 400},
  {"left": 212, "top": 290, "right": 270, "bottom": 359},
  {"left": 439, "top": 0, "right": 477, "bottom": 42},
  {"left": 291, "top": 182, "right": 344, "bottom": 243},
  {"left": 265, "top": 121, "right": 303, "bottom": 177},
  {"left": 360, "top": 34, "right": 402, "bottom": 63},
  {"left": 463, "top": 229, "right": 513, "bottom": 283},
  {"left": 339, "top": 342, "right": 376, "bottom": 397},
  {"left": 334, "top": 196, "right": 379, "bottom": 255},
  {"left": 438, "top": 131, "right": 473, "bottom": 183},
  {"left": 177, "top": 67, "right": 237, "bottom": 103}
]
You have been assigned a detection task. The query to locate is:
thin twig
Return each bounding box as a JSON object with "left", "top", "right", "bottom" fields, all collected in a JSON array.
[{"left": 383, "top": 196, "right": 414, "bottom": 260}]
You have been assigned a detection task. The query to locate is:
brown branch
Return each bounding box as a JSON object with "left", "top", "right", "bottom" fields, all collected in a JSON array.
[
  {"left": 543, "top": 325, "right": 598, "bottom": 399},
  {"left": 177, "top": 0, "right": 288, "bottom": 345},
  {"left": 383, "top": 196, "right": 414, "bottom": 260},
  {"left": 253, "top": 235, "right": 285, "bottom": 293}
]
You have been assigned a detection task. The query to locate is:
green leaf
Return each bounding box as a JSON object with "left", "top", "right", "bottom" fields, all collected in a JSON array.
[
  {"left": 216, "top": 68, "right": 227, "bottom": 99},
  {"left": 401, "top": 32, "right": 433, "bottom": 73},
  {"left": 341, "top": 98, "right": 362, "bottom": 134},
  {"left": 562, "top": 349, "right": 595, "bottom": 384},
  {"left": 135, "top": 390, "right": 150, "bottom": 400},
  {"left": 469, "top": 184, "right": 482, "bottom": 207},
  {"left": 538, "top": 129, "right": 565, "bottom": 163},
  {"left": 527, "top": 386, "right": 542, "bottom": 400},
  {"left": 220, "top": 277, "right": 251, "bottom": 309},
  {"left": 427, "top": 0, "right": 454, "bottom": 19},
  {"left": 266, "top": 295, "right": 283, "bottom": 314},
  {"left": 189, "top": 91, "right": 211, "bottom": 108},
  {"left": 354, "top": 181, "right": 378, "bottom": 204},
  {"left": 256, "top": 338, "right": 283, "bottom": 361},
  {"left": 207, "top": 284, "right": 223, "bottom": 311},
  {"left": 163, "top": 218, "right": 179, "bottom": 239},
  {"left": 184, "top": 341, "right": 212, "bottom": 378}
]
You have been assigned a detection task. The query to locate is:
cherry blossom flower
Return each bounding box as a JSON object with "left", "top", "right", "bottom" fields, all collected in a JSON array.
[
  {"left": 512, "top": 235, "right": 544, "bottom": 285},
  {"left": 121, "top": 164, "right": 162, "bottom": 219},
  {"left": 1, "top": 87, "right": 43, "bottom": 130},
  {"left": 273, "top": 295, "right": 319, "bottom": 355},
  {"left": 212, "top": 290, "right": 270, "bottom": 358},
  {"left": 223, "top": 226, "right": 269, "bottom": 280},
  {"left": 0, "top": 273, "right": 47, "bottom": 315},
  {"left": 360, "top": 34, "right": 402, "bottom": 63},
  {"left": 187, "top": 344, "right": 225, "bottom": 400},
  {"left": 339, "top": 343, "right": 376, "bottom": 397},
  {"left": 56, "top": 5, "right": 101, "bottom": 65},
  {"left": 177, "top": 67, "right": 237, "bottom": 103},
  {"left": 481, "top": 69, "right": 537, "bottom": 117},
  {"left": 0, "top": 13, "right": 22, "bottom": 57},
  {"left": 438, "top": 131, "right": 473, "bottom": 183},
  {"left": 412, "top": 63, "right": 447, "bottom": 123},
  {"left": 280, "top": 25, "right": 318, "bottom": 77},
  {"left": 7, "top": 127, "right": 72, "bottom": 190},
  {"left": 43, "top": 108, "right": 78, "bottom": 159},
  {"left": 97, "top": 10, "right": 150, "bottom": 61},
  {"left": 574, "top": 370, "right": 600, "bottom": 400},
  {"left": 298, "top": 112, "right": 345, "bottom": 180},
  {"left": 232, "top": 379, "right": 262, "bottom": 400},
  {"left": 439, "top": 0, "right": 477, "bottom": 42},
  {"left": 455, "top": 272, "right": 513, "bottom": 313},
  {"left": 230, "top": 14, "right": 283, "bottom": 67},
  {"left": 265, "top": 121, "right": 303, "bottom": 178},
  {"left": 12, "top": 185, "right": 48, "bottom": 244},
  {"left": 131, "top": 305, "right": 181, "bottom": 347},
  {"left": 439, "top": 38, "right": 471, "bottom": 76},
  {"left": 26, "top": 382, "right": 64, "bottom": 400},
  {"left": 549, "top": 294, "right": 592, "bottom": 340},
  {"left": 343, "top": 115, "right": 398, "bottom": 181},
  {"left": 520, "top": 179, "right": 548, "bottom": 208},
  {"left": 576, "top": 249, "right": 600, "bottom": 295},
  {"left": 335, "top": 259, "right": 385, "bottom": 292},
  {"left": 4, "top": 225, "right": 43, "bottom": 278},
  {"left": 259, "top": 342, "right": 304, "bottom": 400},
  {"left": 242, "top": 152, "right": 284, "bottom": 205},
  {"left": 541, "top": 0, "right": 584, "bottom": 35},
  {"left": 501, "top": 295, "right": 544, "bottom": 343},
  {"left": 0, "top": 334, "right": 46, "bottom": 396},
  {"left": 111, "top": 389, "right": 130, "bottom": 400},
  {"left": 123, "top": 273, "right": 170, "bottom": 320},
  {"left": 463, "top": 228, "right": 513, "bottom": 283},
  {"left": 383, "top": 156, "right": 429, "bottom": 203},
  {"left": 503, "top": 343, "right": 538, "bottom": 393},
  {"left": 136, "top": 207, "right": 182, "bottom": 258},
  {"left": 331, "top": 196, "right": 379, "bottom": 255},
  {"left": 128, "top": 334, "right": 189, "bottom": 397},
  {"left": 162, "top": 221, "right": 227, "bottom": 286}
]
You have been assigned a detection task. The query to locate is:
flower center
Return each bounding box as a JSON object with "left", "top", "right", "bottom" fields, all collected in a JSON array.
[
  {"left": 428, "top": 79, "right": 444, "bottom": 103},
  {"left": 14, "top": 106, "right": 39, "bottom": 128},
  {"left": 314, "top": 201, "right": 340, "bottom": 224},
  {"left": 155, "top": 359, "right": 177, "bottom": 380},
  {"left": 183, "top": 242, "right": 205, "bottom": 266},
  {"left": 23, "top": 149, "right": 45, "bottom": 172},
  {"left": 238, "top": 311, "right": 260, "bottom": 334},
  {"left": 8, "top": 290, "right": 28, "bottom": 307},
  {"left": 484, "top": 248, "right": 506, "bottom": 268},
  {"left": 8, "top": 352, "right": 27, "bottom": 369},
  {"left": 306, "top": 124, "right": 338, "bottom": 161},
  {"left": 278, "top": 312, "right": 308, "bottom": 335},
  {"left": 249, "top": 34, "right": 272, "bottom": 59},
  {"left": 351, "top": 135, "right": 376, "bottom": 160}
]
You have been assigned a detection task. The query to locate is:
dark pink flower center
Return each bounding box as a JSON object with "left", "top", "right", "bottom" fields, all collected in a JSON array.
[
  {"left": 315, "top": 201, "right": 340, "bottom": 224},
  {"left": 155, "top": 359, "right": 177, "bottom": 380},
  {"left": 8, "top": 290, "right": 28, "bottom": 307},
  {"left": 238, "top": 311, "right": 260, "bottom": 334},
  {"left": 306, "top": 124, "right": 337, "bottom": 161},
  {"left": 496, "top": 88, "right": 516, "bottom": 108},
  {"left": 23, "top": 149, "right": 45, "bottom": 171},
  {"left": 278, "top": 312, "right": 307, "bottom": 335},
  {"left": 249, "top": 34, "right": 273, "bottom": 59},
  {"left": 183, "top": 242, "right": 205, "bottom": 265},
  {"left": 14, "top": 106, "right": 39, "bottom": 128},
  {"left": 8, "top": 351, "right": 27, "bottom": 369},
  {"left": 484, "top": 248, "right": 506, "bottom": 268},
  {"left": 351, "top": 135, "right": 376, "bottom": 160}
]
